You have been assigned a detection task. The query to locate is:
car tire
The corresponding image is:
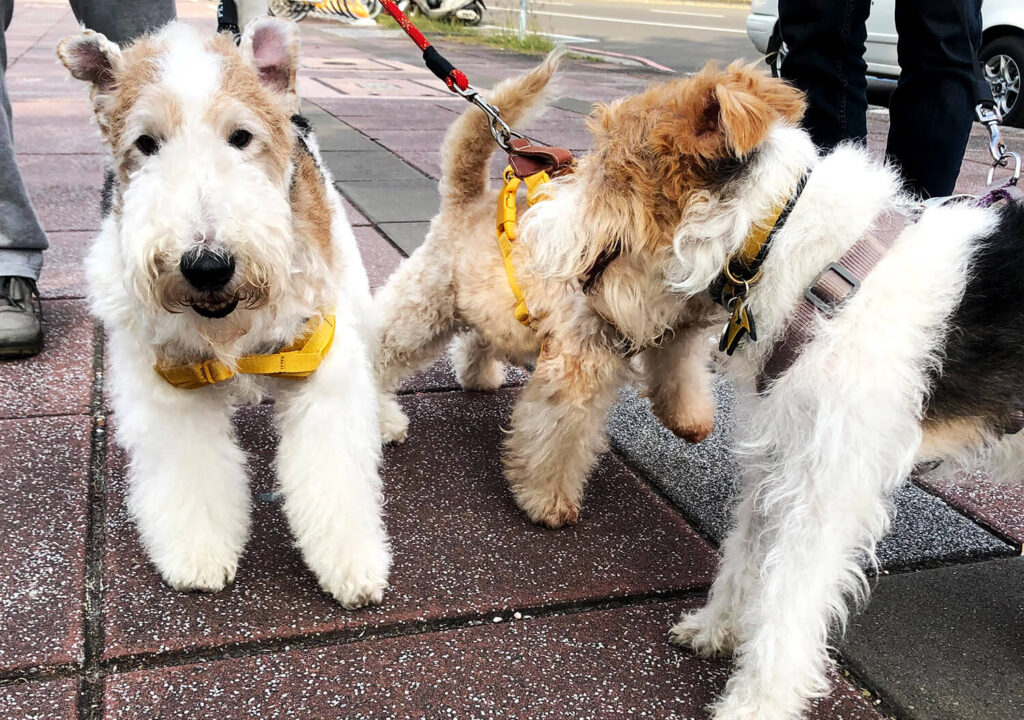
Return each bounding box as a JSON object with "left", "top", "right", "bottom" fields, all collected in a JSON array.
[{"left": 980, "top": 35, "right": 1024, "bottom": 128}]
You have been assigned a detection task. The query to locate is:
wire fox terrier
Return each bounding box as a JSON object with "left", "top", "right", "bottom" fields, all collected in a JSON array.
[
  {"left": 652, "top": 66, "right": 1024, "bottom": 719},
  {"left": 58, "top": 19, "right": 390, "bottom": 608},
  {"left": 373, "top": 55, "right": 744, "bottom": 528}
]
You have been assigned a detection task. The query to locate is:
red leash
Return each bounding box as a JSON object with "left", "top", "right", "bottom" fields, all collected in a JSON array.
[
  {"left": 374, "top": 1, "right": 575, "bottom": 179},
  {"left": 377, "top": 0, "right": 469, "bottom": 92}
]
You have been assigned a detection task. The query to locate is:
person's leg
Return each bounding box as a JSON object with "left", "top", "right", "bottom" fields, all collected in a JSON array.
[
  {"left": 0, "top": 0, "right": 47, "bottom": 282},
  {"left": 0, "top": 0, "right": 47, "bottom": 357},
  {"left": 887, "top": 0, "right": 981, "bottom": 198},
  {"left": 778, "top": 0, "right": 872, "bottom": 150},
  {"left": 67, "top": 0, "right": 176, "bottom": 44}
]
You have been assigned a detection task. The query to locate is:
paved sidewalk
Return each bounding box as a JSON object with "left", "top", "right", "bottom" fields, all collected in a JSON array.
[{"left": 2, "top": 2, "right": 1023, "bottom": 719}]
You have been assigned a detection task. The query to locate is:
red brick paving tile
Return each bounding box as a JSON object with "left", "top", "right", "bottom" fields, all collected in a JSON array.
[
  {"left": 0, "top": 300, "right": 93, "bottom": 419},
  {"left": 0, "top": 678, "right": 78, "bottom": 720},
  {"left": 37, "top": 231, "right": 91, "bottom": 300},
  {"left": 398, "top": 150, "right": 441, "bottom": 180},
  {"left": 102, "top": 601, "right": 881, "bottom": 720},
  {"left": 917, "top": 471, "right": 1024, "bottom": 546},
  {"left": 342, "top": 103, "right": 458, "bottom": 131},
  {"left": 12, "top": 100, "right": 102, "bottom": 155},
  {"left": 102, "top": 390, "right": 715, "bottom": 659},
  {"left": 352, "top": 225, "right": 401, "bottom": 291},
  {"left": 0, "top": 416, "right": 89, "bottom": 673},
  {"left": 18, "top": 154, "right": 105, "bottom": 232}
]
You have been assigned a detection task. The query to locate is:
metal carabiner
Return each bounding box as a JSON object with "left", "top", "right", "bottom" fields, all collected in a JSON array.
[
  {"left": 977, "top": 104, "right": 1006, "bottom": 166},
  {"left": 454, "top": 84, "right": 523, "bottom": 152},
  {"left": 987, "top": 150, "right": 1021, "bottom": 187}
]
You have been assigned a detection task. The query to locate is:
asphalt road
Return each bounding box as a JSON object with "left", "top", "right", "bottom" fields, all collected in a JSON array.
[{"left": 485, "top": 0, "right": 758, "bottom": 73}]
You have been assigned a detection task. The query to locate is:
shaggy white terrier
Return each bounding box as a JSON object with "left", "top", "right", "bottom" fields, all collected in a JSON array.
[
  {"left": 57, "top": 19, "right": 390, "bottom": 608},
  {"left": 649, "top": 68, "right": 1024, "bottom": 719}
]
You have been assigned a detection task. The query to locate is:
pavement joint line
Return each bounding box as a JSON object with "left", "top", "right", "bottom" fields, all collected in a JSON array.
[
  {"left": 303, "top": 96, "right": 439, "bottom": 253},
  {"left": 96, "top": 586, "right": 709, "bottom": 677},
  {"left": 7, "top": 5, "right": 70, "bottom": 70},
  {"left": 78, "top": 323, "right": 109, "bottom": 720},
  {"left": 608, "top": 441, "right": 726, "bottom": 551},
  {"left": 834, "top": 657, "right": 905, "bottom": 720},
  {"left": 0, "top": 410, "right": 92, "bottom": 421},
  {"left": 910, "top": 476, "right": 1024, "bottom": 554}
]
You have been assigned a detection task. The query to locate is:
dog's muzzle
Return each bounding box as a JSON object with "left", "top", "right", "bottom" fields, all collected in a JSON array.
[{"left": 179, "top": 248, "right": 238, "bottom": 318}]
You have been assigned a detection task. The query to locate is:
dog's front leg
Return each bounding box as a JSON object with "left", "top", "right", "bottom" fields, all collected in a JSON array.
[
  {"left": 107, "top": 331, "right": 250, "bottom": 592},
  {"left": 503, "top": 334, "right": 626, "bottom": 528},
  {"left": 641, "top": 323, "right": 715, "bottom": 442},
  {"left": 698, "top": 393, "right": 916, "bottom": 720},
  {"left": 274, "top": 317, "right": 391, "bottom": 609},
  {"left": 670, "top": 476, "right": 760, "bottom": 657}
]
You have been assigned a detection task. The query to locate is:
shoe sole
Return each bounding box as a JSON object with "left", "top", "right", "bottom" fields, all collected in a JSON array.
[{"left": 0, "top": 339, "right": 43, "bottom": 359}]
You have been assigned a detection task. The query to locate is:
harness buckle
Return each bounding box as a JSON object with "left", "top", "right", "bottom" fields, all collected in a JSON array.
[{"left": 805, "top": 262, "right": 860, "bottom": 318}]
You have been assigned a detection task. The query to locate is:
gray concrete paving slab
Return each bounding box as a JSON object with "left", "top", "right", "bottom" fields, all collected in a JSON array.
[
  {"left": 320, "top": 150, "right": 427, "bottom": 182},
  {"left": 843, "top": 557, "right": 1024, "bottom": 720},
  {"left": 608, "top": 379, "right": 1014, "bottom": 567},
  {"left": 336, "top": 180, "right": 440, "bottom": 224},
  {"left": 377, "top": 220, "right": 433, "bottom": 255}
]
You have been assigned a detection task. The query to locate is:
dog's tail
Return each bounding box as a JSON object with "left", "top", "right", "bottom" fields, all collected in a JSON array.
[{"left": 440, "top": 49, "right": 564, "bottom": 208}]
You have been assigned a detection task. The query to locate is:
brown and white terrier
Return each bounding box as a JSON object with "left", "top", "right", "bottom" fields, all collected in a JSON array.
[{"left": 373, "top": 54, "right": 804, "bottom": 528}]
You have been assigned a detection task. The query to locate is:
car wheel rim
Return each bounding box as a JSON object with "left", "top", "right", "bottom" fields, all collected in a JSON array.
[{"left": 985, "top": 53, "right": 1021, "bottom": 118}]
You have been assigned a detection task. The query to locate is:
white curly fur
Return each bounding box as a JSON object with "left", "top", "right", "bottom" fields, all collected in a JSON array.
[{"left": 60, "top": 20, "right": 390, "bottom": 607}]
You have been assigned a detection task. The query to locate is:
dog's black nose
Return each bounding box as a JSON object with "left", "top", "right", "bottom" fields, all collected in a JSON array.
[{"left": 179, "top": 248, "right": 235, "bottom": 291}]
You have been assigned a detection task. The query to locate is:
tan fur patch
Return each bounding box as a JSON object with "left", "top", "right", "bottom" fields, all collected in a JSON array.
[{"left": 290, "top": 150, "right": 335, "bottom": 266}]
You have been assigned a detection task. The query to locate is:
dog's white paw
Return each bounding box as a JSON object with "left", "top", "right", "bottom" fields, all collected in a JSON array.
[
  {"left": 379, "top": 395, "right": 409, "bottom": 445},
  {"left": 158, "top": 554, "right": 237, "bottom": 593},
  {"left": 669, "top": 608, "right": 736, "bottom": 657},
  {"left": 313, "top": 537, "right": 391, "bottom": 610},
  {"left": 710, "top": 689, "right": 804, "bottom": 720}
]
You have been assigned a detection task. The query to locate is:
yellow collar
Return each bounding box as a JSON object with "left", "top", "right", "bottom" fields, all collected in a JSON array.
[{"left": 155, "top": 313, "right": 336, "bottom": 389}]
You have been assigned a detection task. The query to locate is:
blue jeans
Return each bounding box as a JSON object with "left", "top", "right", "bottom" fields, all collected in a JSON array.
[{"left": 778, "top": 0, "right": 984, "bottom": 198}]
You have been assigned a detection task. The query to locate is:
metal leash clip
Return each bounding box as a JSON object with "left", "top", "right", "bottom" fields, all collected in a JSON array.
[
  {"left": 978, "top": 104, "right": 1021, "bottom": 186},
  {"left": 455, "top": 85, "right": 524, "bottom": 152}
]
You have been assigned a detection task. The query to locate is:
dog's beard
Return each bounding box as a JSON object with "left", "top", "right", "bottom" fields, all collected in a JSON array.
[{"left": 141, "top": 253, "right": 280, "bottom": 319}]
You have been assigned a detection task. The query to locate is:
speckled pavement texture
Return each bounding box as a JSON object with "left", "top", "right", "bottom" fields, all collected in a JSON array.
[{"left": 1, "top": 2, "right": 1023, "bottom": 719}]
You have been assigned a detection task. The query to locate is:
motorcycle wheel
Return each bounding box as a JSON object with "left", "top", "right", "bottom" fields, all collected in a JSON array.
[{"left": 458, "top": 2, "right": 483, "bottom": 25}]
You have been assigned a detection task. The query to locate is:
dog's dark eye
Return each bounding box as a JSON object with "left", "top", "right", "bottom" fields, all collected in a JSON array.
[
  {"left": 228, "top": 129, "right": 252, "bottom": 149},
  {"left": 135, "top": 135, "right": 159, "bottom": 156}
]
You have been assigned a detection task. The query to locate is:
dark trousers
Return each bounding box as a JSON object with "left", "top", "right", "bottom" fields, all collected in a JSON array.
[{"left": 778, "top": 0, "right": 983, "bottom": 198}]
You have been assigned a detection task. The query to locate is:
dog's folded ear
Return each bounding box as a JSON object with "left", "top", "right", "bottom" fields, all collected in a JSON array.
[
  {"left": 240, "top": 17, "right": 300, "bottom": 98},
  {"left": 57, "top": 30, "right": 123, "bottom": 92},
  {"left": 656, "top": 61, "right": 805, "bottom": 163},
  {"left": 712, "top": 63, "right": 805, "bottom": 157}
]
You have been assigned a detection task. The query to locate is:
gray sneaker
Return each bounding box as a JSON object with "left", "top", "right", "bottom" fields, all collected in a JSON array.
[{"left": 0, "top": 276, "right": 43, "bottom": 359}]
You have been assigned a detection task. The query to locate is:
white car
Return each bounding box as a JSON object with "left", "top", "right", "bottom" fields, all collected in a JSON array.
[{"left": 747, "top": 0, "right": 1024, "bottom": 127}]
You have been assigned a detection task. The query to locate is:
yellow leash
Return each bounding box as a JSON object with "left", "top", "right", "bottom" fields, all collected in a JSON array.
[
  {"left": 155, "top": 313, "right": 336, "bottom": 390},
  {"left": 497, "top": 166, "right": 552, "bottom": 328}
]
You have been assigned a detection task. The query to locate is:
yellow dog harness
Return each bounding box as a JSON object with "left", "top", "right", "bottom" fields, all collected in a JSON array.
[
  {"left": 155, "top": 313, "right": 336, "bottom": 390},
  {"left": 497, "top": 166, "right": 552, "bottom": 328}
]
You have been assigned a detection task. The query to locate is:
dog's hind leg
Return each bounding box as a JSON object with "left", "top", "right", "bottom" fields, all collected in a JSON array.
[
  {"left": 373, "top": 239, "right": 459, "bottom": 444},
  {"left": 641, "top": 323, "right": 715, "bottom": 443},
  {"left": 503, "top": 334, "right": 626, "bottom": 528},
  {"left": 274, "top": 314, "right": 391, "bottom": 609},
  {"left": 107, "top": 331, "right": 251, "bottom": 593},
  {"left": 450, "top": 329, "right": 506, "bottom": 391}
]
